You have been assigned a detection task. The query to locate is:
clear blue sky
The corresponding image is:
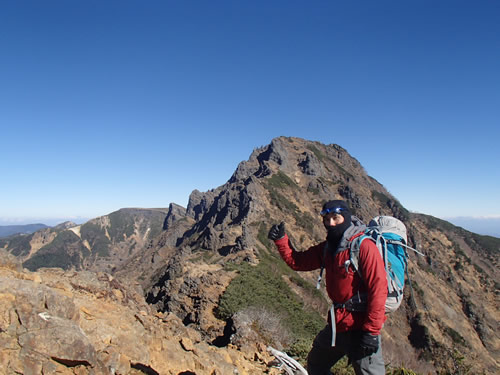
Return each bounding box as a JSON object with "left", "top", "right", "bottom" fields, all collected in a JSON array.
[{"left": 1, "top": 0, "right": 499, "bottom": 226}]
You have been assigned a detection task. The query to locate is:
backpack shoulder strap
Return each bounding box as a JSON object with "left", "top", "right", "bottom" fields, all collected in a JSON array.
[
  {"left": 316, "top": 242, "right": 328, "bottom": 289},
  {"left": 348, "top": 232, "right": 375, "bottom": 274}
]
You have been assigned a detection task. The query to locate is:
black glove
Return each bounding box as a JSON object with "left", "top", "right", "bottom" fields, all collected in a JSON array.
[
  {"left": 268, "top": 222, "right": 285, "bottom": 241},
  {"left": 358, "top": 331, "right": 380, "bottom": 358}
]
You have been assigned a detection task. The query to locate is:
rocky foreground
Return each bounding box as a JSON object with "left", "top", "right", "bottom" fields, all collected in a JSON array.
[{"left": 0, "top": 251, "right": 278, "bottom": 375}]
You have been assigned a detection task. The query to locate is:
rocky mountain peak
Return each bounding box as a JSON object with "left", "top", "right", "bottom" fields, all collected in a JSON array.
[
  {"left": 54, "top": 221, "right": 78, "bottom": 230},
  {"left": 163, "top": 203, "right": 187, "bottom": 230}
]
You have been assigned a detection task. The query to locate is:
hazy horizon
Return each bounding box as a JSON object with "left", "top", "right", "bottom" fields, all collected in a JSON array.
[{"left": 1, "top": 213, "right": 498, "bottom": 239}]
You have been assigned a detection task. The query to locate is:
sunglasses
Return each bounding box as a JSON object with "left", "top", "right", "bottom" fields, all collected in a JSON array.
[{"left": 320, "top": 206, "right": 346, "bottom": 217}]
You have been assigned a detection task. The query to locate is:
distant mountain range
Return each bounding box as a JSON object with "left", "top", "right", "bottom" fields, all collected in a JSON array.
[
  {"left": 0, "top": 223, "right": 49, "bottom": 238},
  {"left": 0, "top": 209, "right": 168, "bottom": 272},
  {"left": 4, "top": 216, "right": 497, "bottom": 239}
]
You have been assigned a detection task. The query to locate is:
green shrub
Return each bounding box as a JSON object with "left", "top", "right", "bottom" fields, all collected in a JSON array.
[
  {"left": 80, "top": 222, "right": 111, "bottom": 256},
  {"left": 307, "top": 145, "right": 326, "bottom": 161},
  {"left": 268, "top": 188, "right": 299, "bottom": 212},
  {"left": 372, "top": 191, "right": 391, "bottom": 206},
  {"left": 23, "top": 231, "right": 89, "bottom": 271},
  {"left": 331, "top": 160, "right": 355, "bottom": 181},
  {"left": 264, "top": 172, "right": 303, "bottom": 214},
  {"left": 444, "top": 326, "right": 467, "bottom": 347},
  {"left": 307, "top": 185, "right": 320, "bottom": 195},
  {"left": 331, "top": 357, "right": 355, "bottom": 375},
  {"left": 454, "top": 261, "right": 463, "bottom": 271},
  {"left": 464, "top": 233, "right": 499, "bottom": 259},
  {"left": 386, "top": 367, "right": 420, "bottom": 375},
  {"left": 5, "top": 234, "right": 33, "bottom": 257},
  {"left": 371, "top": 191, "right": 409, "bottom": 220},
  {"left": 420, "top": 214, "right": 457, "bottom": 232},
  {"left": 108, "top": 211, "right": 135, "bottom": 240},
  {"left": 216, "top": 251, "right": 324, "bottom": 361},
  {"left": 472, "top": 263, "right": 485, "bottom": 275},
  {"left": 336, "top": 360, "right": 421, "bottom": 375},
  {"left": 256, "top": 222, "right": 274, "bottom": 251},
  {"left": 289, "top": 273, "right": 323, "bottom": 299},
  {"left": 267, "top": 171, "right": 299, "bottom": 190},
  {"left": 294, "top": 211, "right": 315, "bottom": 233},
  {"left": 411, "top": 281, "right": 425, "bottom": 297},
  {"left": 287, "top": 337, "right": 313, "bottom": 362}
]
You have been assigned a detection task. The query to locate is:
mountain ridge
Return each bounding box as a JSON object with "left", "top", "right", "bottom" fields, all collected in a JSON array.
[
  {"left": 0, "top": 223, "right": 49, "bottom": 238},
  {"left": 1, "top": 136, "right": 498, "bottom": 374}
]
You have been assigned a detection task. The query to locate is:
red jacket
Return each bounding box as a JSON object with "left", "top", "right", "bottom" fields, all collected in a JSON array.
[{"left": 274, "top": 227, "right": 387, "bottom": 335}]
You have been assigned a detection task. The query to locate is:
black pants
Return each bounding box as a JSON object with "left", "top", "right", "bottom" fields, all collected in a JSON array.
[{"left": 307, "top": 326, "right": 385, "bottom": 375}]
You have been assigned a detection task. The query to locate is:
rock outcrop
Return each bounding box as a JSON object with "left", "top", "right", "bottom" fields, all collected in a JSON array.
[{"left": 0, "top": 251, "right": 279, "bottom": 374}]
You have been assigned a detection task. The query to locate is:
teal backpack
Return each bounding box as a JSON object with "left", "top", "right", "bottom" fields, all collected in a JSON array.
[
  {"left": 316, "top": 216, "right": 424, "bottom": 313},
  {"left": 347, "top": 216, "right": 424, "bottom": 313}
]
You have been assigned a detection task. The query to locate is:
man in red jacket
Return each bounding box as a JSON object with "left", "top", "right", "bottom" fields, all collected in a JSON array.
[{"left": 268, "top": 200, "right": 387, "bottom": 375}]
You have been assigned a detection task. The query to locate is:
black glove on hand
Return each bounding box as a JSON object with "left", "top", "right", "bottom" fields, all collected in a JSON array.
[
  {"left": 268, "top": 222, "right": 285, "bottom": 241},
  {"left": 358, "top": 332, "right": 379, "bottom": 358}
]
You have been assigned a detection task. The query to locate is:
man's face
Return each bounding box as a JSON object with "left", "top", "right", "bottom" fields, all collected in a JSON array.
[{"left": 322, "top": 212, "right": 345, "bottom": 228}]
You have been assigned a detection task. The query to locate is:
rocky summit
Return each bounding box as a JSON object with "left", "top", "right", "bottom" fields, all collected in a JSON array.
[{"left": 1, "top": 136, "right": 499, "bottom": 374}]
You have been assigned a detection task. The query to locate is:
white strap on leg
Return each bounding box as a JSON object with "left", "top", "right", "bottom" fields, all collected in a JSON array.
[{"left": 329, "top": 305, "right": 336, "bottom": 347}]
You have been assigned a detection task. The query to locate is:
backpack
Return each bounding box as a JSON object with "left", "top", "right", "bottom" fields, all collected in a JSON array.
[{"left": 317, "top": 216, "right": 424, "bottom": 313}]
